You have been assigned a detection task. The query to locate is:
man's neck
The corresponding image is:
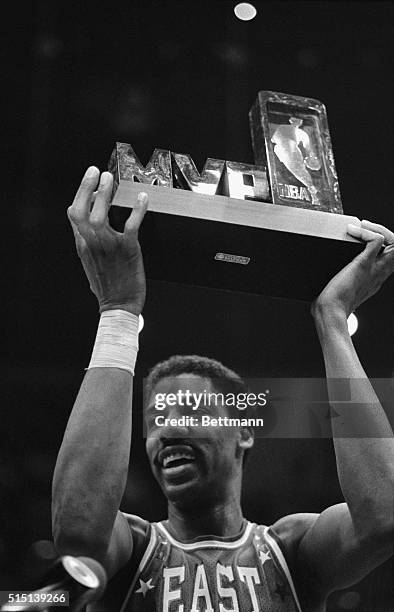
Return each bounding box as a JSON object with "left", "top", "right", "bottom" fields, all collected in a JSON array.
[{"left": 166, "top": 496, "right": 244, "bottom": 542}]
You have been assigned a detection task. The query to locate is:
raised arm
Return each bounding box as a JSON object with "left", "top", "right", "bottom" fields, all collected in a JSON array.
[
  {"left": 275, "top": 221, "right": 394, "bottom": 606},
  {"left": 51, "top": 167, "right": 148, "bottom": 577}
]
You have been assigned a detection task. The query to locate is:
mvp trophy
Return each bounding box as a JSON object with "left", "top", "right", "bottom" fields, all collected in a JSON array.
[{"left": 108, "top": 91, "right": 363, "bottom": 301}]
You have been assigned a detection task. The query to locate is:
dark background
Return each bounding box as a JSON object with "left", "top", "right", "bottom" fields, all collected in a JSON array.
[{"left": 2, "top": 1, "right": 393, "bottom": 610}]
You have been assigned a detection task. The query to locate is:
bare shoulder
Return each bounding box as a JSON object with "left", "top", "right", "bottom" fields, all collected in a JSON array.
[
  {"left": 89, "top": 513, "right": 152, "bottom": 611},
  {"left": 270, "top": 513, "right": 325, "bottom": 611},
  {"left": 103, "top": 511, "right": 134, "bottom": 579},
  {"left": 270, "top": 512, "right": 319, "bottom": 564}
]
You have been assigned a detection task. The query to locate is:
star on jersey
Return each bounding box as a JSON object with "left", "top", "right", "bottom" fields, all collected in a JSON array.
[
  {"left": 259, "top": 549, "right": 271, "bottom": 564},
  {"left": 136, "top": 578, "right": 155, "bottom": 597}
]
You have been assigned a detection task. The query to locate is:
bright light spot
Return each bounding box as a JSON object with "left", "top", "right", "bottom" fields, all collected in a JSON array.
[
  {"left": 234, "top": 3, "right": 257, "bottom": 21},
  {"left": 347, "top": 313, "right": 358, "bottom": 336},
  {"left": 138, "top": 314, "right": 144, "bottom": 333}
]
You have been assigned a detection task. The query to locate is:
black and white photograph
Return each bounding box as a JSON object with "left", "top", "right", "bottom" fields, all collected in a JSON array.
[{"left": 2, "top": 2, "right": 393, "bottom": 611}]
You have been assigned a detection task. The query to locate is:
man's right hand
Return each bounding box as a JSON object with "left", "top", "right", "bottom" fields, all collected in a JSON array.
[{"left": 67, "top": 166, "right": 149, "bottom": 316}]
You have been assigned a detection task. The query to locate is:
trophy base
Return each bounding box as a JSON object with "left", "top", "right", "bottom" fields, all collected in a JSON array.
[{"left": 111, "top": 181, "right": 363, "bottom": 302}]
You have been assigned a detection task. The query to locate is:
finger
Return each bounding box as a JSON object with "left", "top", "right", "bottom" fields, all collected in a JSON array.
[
  {"left": 347, "top": 223, "right": 385, "bottom": 243},
  {"left": 124, "top": 192, "right": 149, "bottom": 235},
  {"left": 361, "top": 233, "right": 385, "bottom": 260},
  {"left": 361, "top": 220, "right": 394, "bottom": 245},
  {"left": 67, "top": 208, "right": 88, "bottom": 255},
  {"left": 69, "top": 167, "right": 100, "bottom": 223},
  {"left": 90, "top": 172, "right": 113, "bottom": 228},
  {"left": 380, "top": 244, "right": 394, "bottom": 274}
]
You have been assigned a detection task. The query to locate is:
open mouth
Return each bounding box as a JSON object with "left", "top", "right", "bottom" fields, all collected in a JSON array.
[
  {"left": 158, "top": 445, "right": 197, "bottom": 472},
  {"left": 162, "top": 452, "right": 195, "bottom": 469}
]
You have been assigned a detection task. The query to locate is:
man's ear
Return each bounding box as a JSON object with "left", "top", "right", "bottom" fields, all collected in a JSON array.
[{"left": 238, "top": 427, "right": 254, "bottom": 451}]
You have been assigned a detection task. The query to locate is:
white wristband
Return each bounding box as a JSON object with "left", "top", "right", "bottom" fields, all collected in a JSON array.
[{"left": 87, "top": 310, "right": 140, "bottom": 375}]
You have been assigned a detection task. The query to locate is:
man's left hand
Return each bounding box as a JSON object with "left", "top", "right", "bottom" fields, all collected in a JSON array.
[{"left": 312, "top": 220, "right": 394, "bottom": 318}]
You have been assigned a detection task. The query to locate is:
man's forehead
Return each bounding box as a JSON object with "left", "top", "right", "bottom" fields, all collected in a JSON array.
[{"left": 150, "top": 373, "right": 213, "bottom": 395}]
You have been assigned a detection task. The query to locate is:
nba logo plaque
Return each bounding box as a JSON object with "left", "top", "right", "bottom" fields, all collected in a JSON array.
[
  {"left": 249, "top": 91, "right": 342, "bottom": 213},
  {"left": 108, "top": 91, "right": 362, "bottom": 301}
]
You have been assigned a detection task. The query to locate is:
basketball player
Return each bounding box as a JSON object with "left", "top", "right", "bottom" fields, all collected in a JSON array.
[{"left": 52, "top": 167, "right": 394, "bottom": 611}]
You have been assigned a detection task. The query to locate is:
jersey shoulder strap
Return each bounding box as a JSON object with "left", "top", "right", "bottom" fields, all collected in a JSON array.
[{"left": 264, "top": 525, "right": 303, "bottom": 612}]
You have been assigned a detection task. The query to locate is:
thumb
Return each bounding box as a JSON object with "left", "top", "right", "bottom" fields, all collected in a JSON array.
[
  {"left": 347, "top": 223, "right": 385, "bottom": 260},
  {"left": 361, "top": 233, "right": 385, "bottom": 260},
  {"left": 124, "top": 192, "right": 149, "bottom": 235}
]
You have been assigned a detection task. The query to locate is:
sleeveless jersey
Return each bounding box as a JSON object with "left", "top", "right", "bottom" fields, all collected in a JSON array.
[{"left": 96, "top": 514, "right": 303, "bottom": 612}]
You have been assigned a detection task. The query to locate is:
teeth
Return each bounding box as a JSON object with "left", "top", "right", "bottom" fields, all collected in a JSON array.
[{"left": 163, "top": 452, "right": 194, "bottom": 468}]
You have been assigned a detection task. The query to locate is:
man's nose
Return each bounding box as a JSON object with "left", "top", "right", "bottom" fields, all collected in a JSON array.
[{"left": 159, "top": 404, "right": 191, "bottom": 438}]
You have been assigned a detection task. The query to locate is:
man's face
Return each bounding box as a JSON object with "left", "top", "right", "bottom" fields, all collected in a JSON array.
[{"left": 145, "top": 374, "right": 246, "bottom": 506}]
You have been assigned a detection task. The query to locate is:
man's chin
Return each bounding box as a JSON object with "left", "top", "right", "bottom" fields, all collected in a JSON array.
[
  {"left": 157, "top": 466, "right": 203, "bottom": 504},
  {"left": 164, "top": 481, "right": 200, "bottom": 504}
]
